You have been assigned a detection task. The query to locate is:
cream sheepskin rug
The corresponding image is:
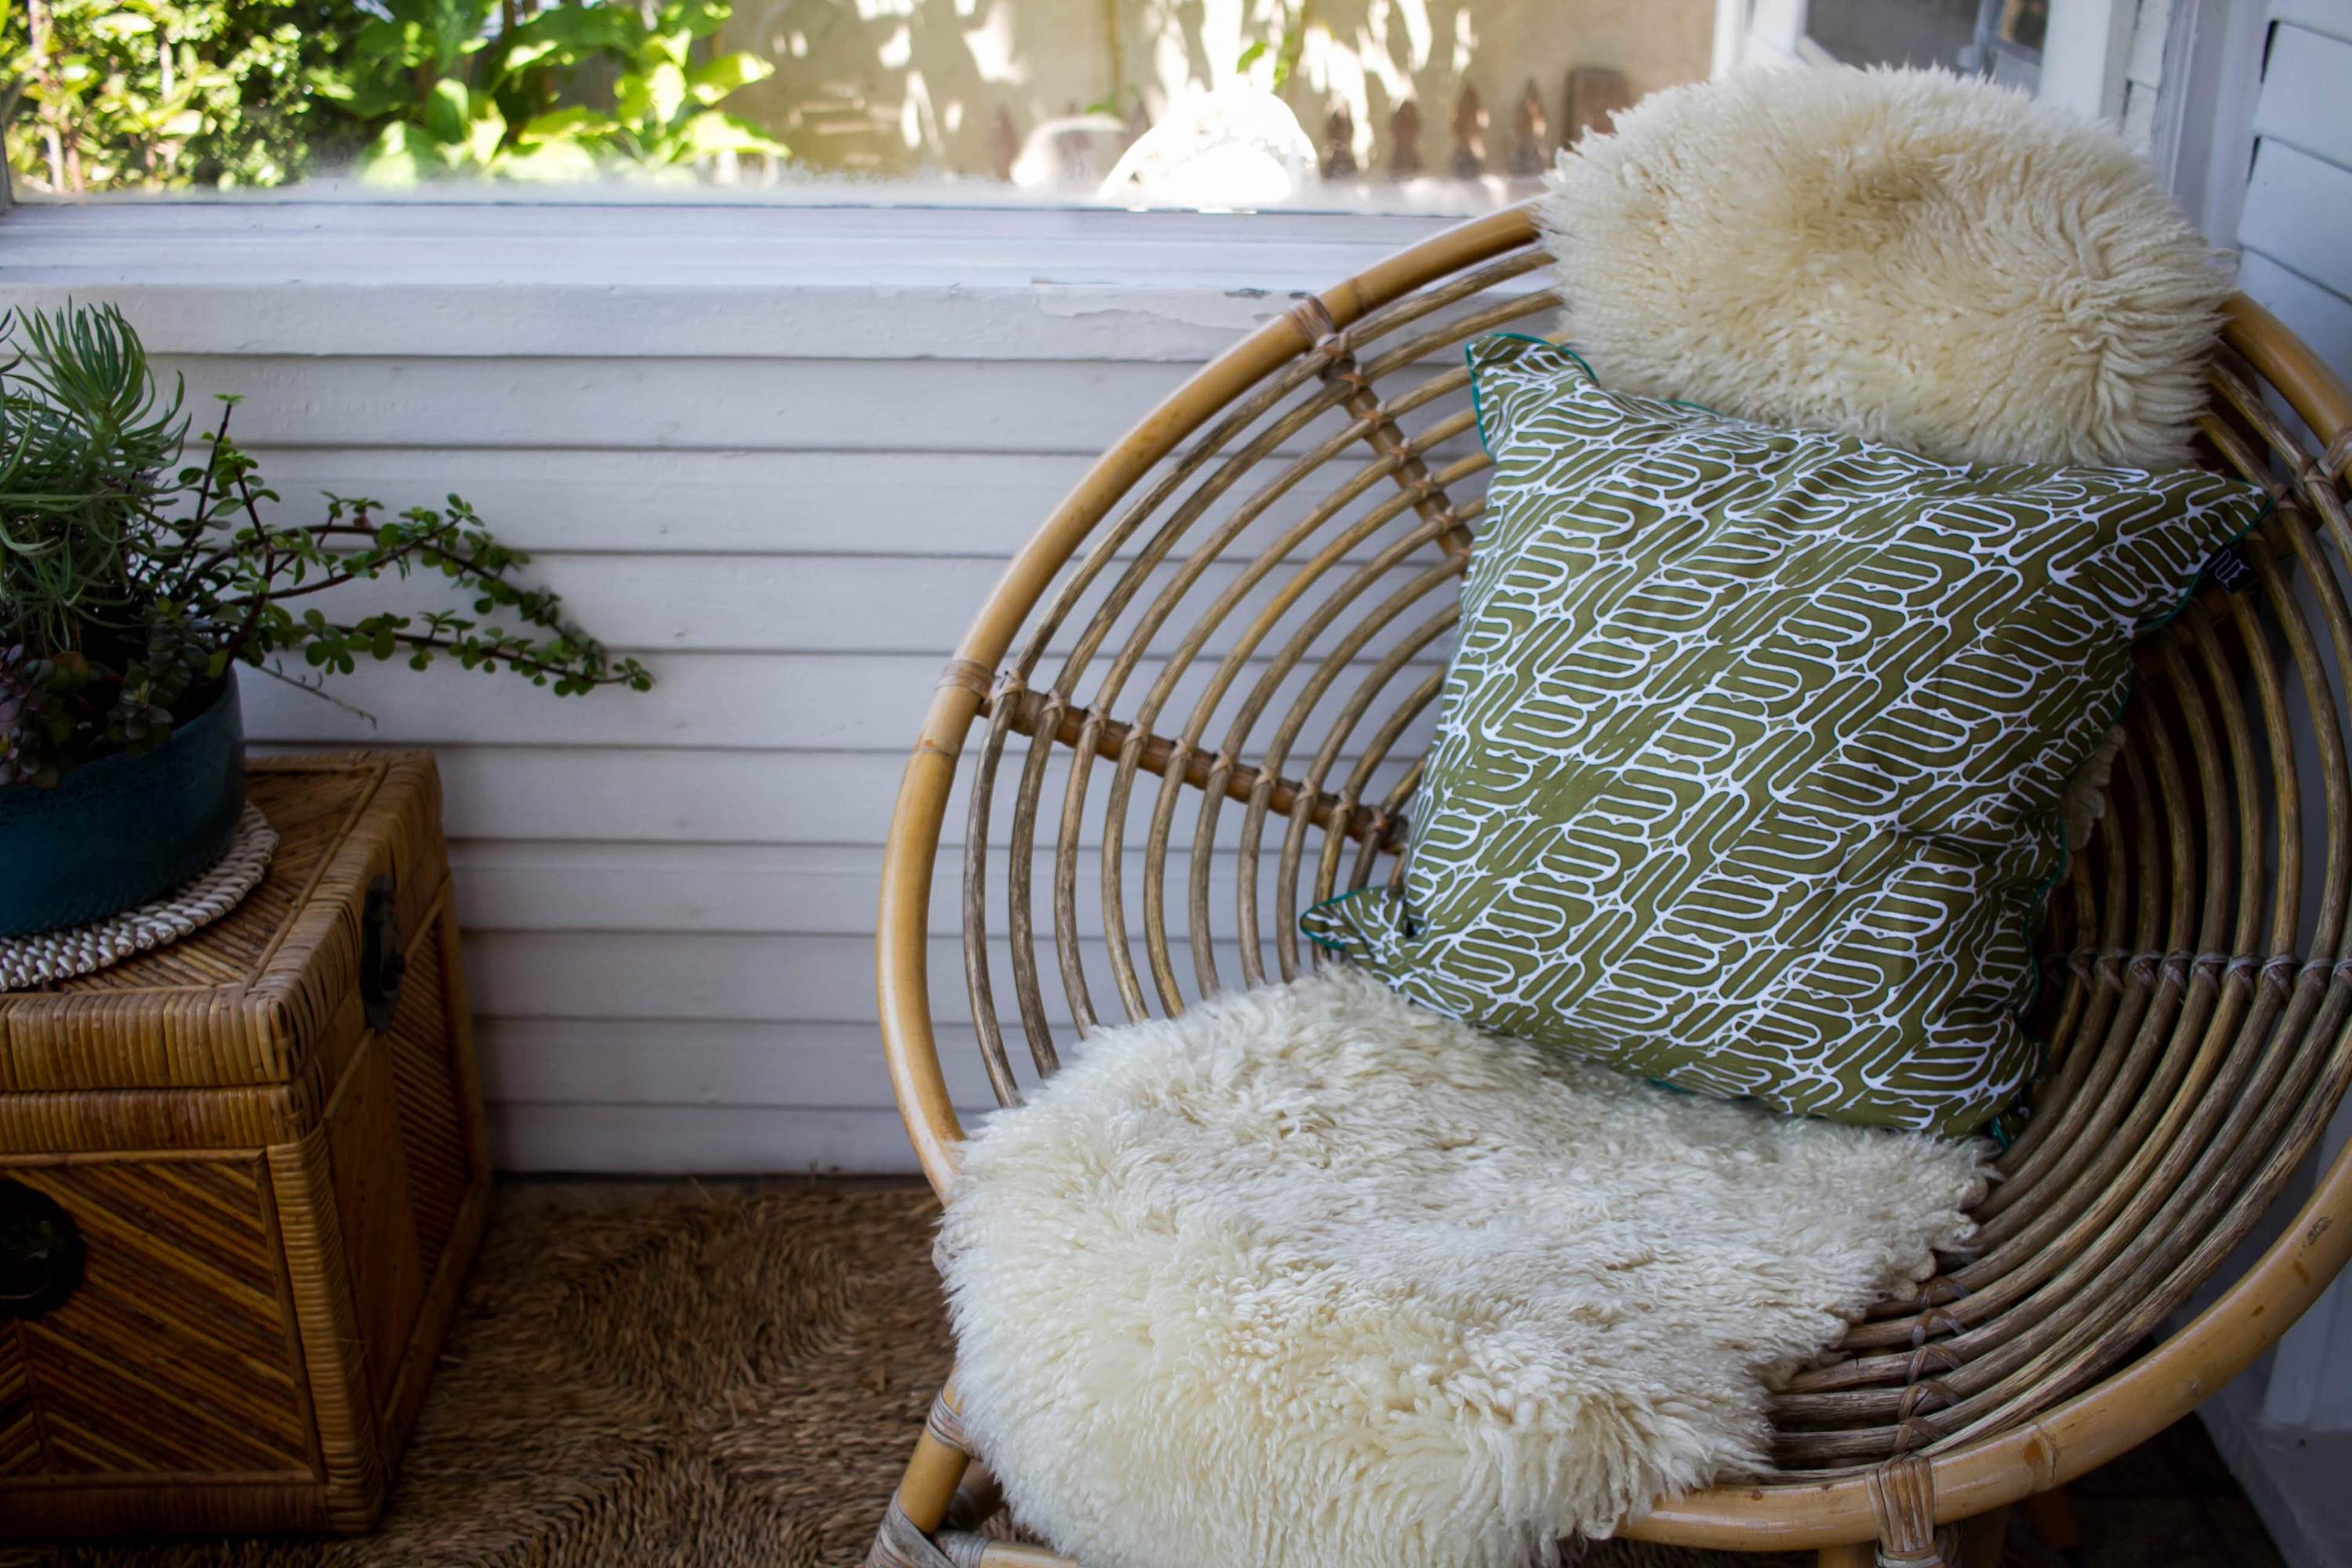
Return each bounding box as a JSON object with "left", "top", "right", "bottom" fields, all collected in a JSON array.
[
  {"left": 1538, "top": 67, "right": 2230, "bottom": 471},
  {"left": 940, "top": 969, "right": 1989, "bottom": 1568}
]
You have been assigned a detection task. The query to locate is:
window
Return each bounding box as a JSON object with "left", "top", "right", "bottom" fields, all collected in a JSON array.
[
  {"left": 4, "top": 0, "right": 1725, "bottom": 210},
  {"left": 2, "top": 0, "right": 2143, "bottom": 214}
]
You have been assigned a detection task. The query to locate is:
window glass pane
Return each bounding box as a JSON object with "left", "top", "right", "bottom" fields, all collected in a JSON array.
[
  {"left": 1806, "top": 0, "right": 2044, "bottom": 89},
  {"left": 2, "top": 0, "right": 1715, "bottom": 208}
]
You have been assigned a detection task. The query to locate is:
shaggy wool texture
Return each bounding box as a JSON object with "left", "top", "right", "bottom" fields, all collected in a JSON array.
[
  {"left": 1537, "top": 67, "right": 2230, "bottom": 471},
  {"left": 941, "top": 970, "right": 1991, "bottom": 1568}
]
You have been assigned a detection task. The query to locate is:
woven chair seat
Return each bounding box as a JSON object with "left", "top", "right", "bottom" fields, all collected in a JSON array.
[{"left": 870, "top": 205, "right": 2352, "bottom": 1564}]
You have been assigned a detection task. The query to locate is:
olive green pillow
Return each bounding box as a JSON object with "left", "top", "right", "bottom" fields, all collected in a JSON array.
[{"left": 1301, "top": 335, "right": 2267, "bottom": 1137}]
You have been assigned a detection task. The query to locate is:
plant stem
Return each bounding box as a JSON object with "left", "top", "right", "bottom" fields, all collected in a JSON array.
[
  {"left": 223, "top": 467, "right": 281, "bottom": 665},
  {"left": 168, "top": 401, "right": 232, "bottom": 598},
  {"left": 379, "top": 627, "right": 623, "bottom": 685}
]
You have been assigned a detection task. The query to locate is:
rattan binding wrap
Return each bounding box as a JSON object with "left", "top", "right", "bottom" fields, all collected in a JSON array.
[{"left": 870, "top": 205, "right": 2352, "bottom": 1561}]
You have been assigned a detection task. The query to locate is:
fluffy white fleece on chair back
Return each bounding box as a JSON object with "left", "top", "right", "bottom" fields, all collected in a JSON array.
[
  {"left": 940, "top": 971, "right": 1988, "bottom": 1568},
  {"left": 1538, "top": 67, "right": 2230, "bottom": 471}
]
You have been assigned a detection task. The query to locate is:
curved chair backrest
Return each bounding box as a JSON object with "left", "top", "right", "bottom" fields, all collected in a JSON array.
[{"left": 876, "top": 203, "right": 2352, "bottom": 1546}]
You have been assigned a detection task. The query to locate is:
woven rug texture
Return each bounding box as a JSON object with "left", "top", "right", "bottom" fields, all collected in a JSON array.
[{"left": 0, "top": 1181, "right": 2270, "bottom": 1568}]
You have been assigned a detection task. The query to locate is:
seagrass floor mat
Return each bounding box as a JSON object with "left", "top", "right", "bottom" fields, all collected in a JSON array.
[{"left": 2, "top": 1181, "right": 2274, "bottom": 1568}]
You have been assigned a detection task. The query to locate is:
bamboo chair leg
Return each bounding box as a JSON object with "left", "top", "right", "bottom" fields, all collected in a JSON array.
[
  {"left": 943, "top": 1455, "right": 1006, "bottom": 1531},
  {"left": 1817, "top": 1544, "right": 1877, "bottom": 1567},
  {"left": 867, "top": 1382, "right": 978, "bottom": 1568}
]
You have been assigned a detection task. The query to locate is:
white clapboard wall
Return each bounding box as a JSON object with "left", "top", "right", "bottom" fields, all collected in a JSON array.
[
  {"left": 2233, "top": 2, "right": 2352, "bottom": 377},
  {"left": 0, "top": 199, "right": 1475, "bottom": 1173}
]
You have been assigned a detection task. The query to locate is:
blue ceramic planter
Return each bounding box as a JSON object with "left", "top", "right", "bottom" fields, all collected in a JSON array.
[{"left": 0, "top": 678, "right": 245, "bottom": 938}]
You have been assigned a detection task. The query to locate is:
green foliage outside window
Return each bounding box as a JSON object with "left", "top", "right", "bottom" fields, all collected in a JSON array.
[
  {"left": 322, "top": 0, "right": 782, "bottom": 181},
  {"left": 4, "top": 0, "right": 356, "bottom": 191},
  {"left": 2, "top": 0, "right": 783, "bottom": 193}
]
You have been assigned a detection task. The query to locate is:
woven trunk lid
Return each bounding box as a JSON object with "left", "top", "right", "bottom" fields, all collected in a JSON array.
[{"left": 0, "top": 754, "right": 456, "bottom": 1152}]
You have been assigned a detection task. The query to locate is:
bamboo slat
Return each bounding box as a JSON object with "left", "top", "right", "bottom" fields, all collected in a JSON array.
[
  {"left": 0, "top": 754, "right": 492, "bottom": 1540},
  {"left": 869, "top": 203, "right": 2352, "bottom": 1563}
]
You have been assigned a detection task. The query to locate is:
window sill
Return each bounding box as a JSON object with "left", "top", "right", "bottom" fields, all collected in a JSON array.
[{"left": 0, "top": 199, "right": 1499, "bottom": 361}]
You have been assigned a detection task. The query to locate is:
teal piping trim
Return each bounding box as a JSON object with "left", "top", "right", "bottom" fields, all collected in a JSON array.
[
  {"left": 1463, "top": 330, "right": 1726, "bottom": 456},
  {"left": 1298, "top": 883, "right": 1396, "bottom": 956},
  {"left": 2103, "top": 679, "right": 2136, "bottom": 730},
  {"left": 1464, "top": 332, "right": 1601, "bottom": 456}
]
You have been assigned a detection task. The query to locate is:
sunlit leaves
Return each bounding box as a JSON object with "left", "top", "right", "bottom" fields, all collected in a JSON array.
[
  {"left": 687, "top": 49, "right": 768, "bottom": 103},
  {"left": 2, "top": 0, "right": 356, "bottom": 193},
  {"left": 6, "top": 0, "right": 790, "bottom": 191},
  {"left": 619, "top": 60, "right": 688, "bottom": 126},
  {"left": 673, "top": 109, "right": 780, "bottom": 159},
  {"left": 86, "top": 12, "right": 156, "bottom": 41},
  {"left": 423, "top": 77, "right": 474, "bottom": 143},
  {"left": 340, "top": 0, "right": 786, "bottom": 181}
]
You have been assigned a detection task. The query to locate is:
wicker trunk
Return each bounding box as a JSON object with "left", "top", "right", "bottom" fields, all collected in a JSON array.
[{"left": 0, "top": 753, "right": 491, "bottom": 1539}]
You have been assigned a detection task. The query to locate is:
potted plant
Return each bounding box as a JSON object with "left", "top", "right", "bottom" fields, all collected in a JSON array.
[{"left": 0, "top": 303, "right": 649, "bottom": 937}]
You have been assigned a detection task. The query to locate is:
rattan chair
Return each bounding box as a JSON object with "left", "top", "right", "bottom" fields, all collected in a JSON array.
[{"left": 867, "top": 204, "right": 2352, "bottom": 1568}]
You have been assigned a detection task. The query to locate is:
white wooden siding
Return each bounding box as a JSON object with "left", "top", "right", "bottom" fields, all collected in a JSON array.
[
  {"left": 0, "top": 201, "right": 1468, "bottom": 1172},
  {"left": 2232, "top": 5, "right": 2352, "bottom": 389},
  {"left": 2240, "top": 251, "right": 2352, "bottom": 385}
]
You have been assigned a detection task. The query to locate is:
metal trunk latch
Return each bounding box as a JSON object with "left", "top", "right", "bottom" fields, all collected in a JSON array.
[
  {"left": 0, "top": 1180, "right": 84, "bottom": 1319},
  {"left": 361, "top": 874, "right": 408, "bottom": 1033}
]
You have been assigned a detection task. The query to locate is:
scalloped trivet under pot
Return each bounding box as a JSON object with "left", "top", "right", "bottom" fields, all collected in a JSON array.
[{"left": 0, "top": 803, "right": 278, "bottom": 991}]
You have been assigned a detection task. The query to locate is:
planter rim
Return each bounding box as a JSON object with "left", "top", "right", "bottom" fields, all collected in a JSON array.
[{"left": 0, "top": 676, "right": 238, "bottom": 800}]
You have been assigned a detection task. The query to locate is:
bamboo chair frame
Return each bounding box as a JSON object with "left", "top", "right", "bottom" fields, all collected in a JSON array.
[{"left": 868, "top": 203, "right": 2352, "bottom": 1567}]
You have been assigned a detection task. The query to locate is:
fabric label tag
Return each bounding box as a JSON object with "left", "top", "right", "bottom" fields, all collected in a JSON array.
[{"left": 2205, "top": 543, "right": 2256, "bottom": 594}]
